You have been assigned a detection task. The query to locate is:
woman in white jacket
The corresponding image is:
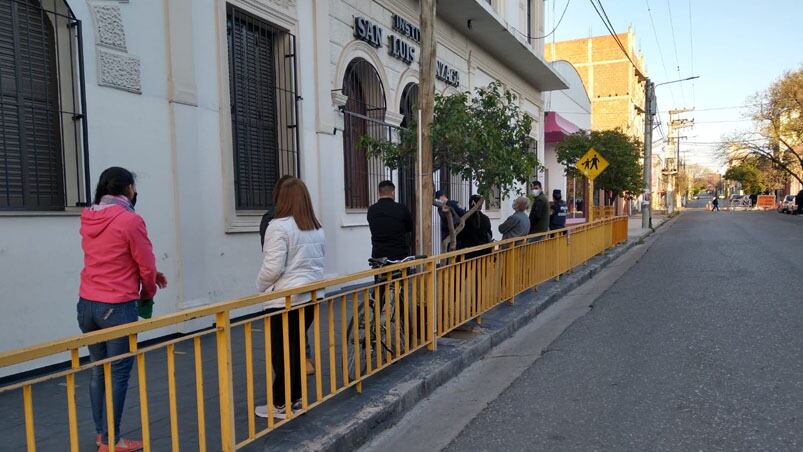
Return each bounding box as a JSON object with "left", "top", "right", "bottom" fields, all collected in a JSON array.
[{"left": 255, "top": 178, "right": 325, "bottom": 419}]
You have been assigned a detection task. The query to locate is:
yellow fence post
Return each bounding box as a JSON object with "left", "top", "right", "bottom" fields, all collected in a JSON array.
[
  {"left": 426, "top": 260, "right": 437, "bottom": 351},
  {"left": 215, "top": 311, "right": 236, "bottom": 452}
]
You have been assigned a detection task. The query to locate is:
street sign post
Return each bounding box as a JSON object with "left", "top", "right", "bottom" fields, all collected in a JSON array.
[{"left": 575, "top": 148, "right": 609, "bottom": 222}]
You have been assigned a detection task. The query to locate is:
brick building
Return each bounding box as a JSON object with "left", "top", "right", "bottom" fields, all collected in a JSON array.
[{"left": 545, "top": 27, "right": 647, "bottom": 139}]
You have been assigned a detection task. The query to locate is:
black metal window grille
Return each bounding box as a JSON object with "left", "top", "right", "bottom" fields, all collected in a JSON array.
[
  {"left": 436, "top": 165, "right": 473, "bottom": 208},
  {"left": 342, "top": 58, "right": 391, "bottom": 209},
  {"left": 1, "top": 0, "right": 90, "bottom": 211},
  {"left": 397, "top": 82, "right": 418, "bottom": 234},
  {"left": 226, "top": 4, "right": 299, "bottom": 211}
]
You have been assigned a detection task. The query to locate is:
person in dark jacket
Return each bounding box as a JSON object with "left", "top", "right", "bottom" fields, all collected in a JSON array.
[
  {"left": 259, "top": 175, "right": 295, "bottom": 248},
  {"left": 367, "top": 181, "right": 413, "bottom": 260},
  {"left": 457, "top": 194, "right": 493, "bottom": 258},
  {"left": 711, "top": 196, "right": 719, "bottom": 212},
  {"left": 434, "top": 190, "right": 466, "bottom": 240},
  {"left": 528, "top": 180, "right": 550, "bottom": 236},
  {"left": 549, "top": 189, "right": 569, "bottom": 230}
]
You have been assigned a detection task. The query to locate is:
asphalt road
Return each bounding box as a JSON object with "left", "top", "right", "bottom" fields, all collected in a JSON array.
[{"left": 441, "top": 211, "right": 803, "bottom": 451}]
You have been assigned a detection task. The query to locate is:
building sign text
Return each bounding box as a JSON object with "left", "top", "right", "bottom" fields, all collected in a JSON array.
[
  {"left": 436, "top": 61, "right": 460, "bottom": 87},
  {"left": 392, "top": 14, "right": 421, "bottom": 43},
  {"left": 354, "top": 17, "right": 382, "bottom": 48}
]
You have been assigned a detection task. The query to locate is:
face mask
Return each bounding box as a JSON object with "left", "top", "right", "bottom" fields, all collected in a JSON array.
[
  {"left": 531, "top": 189, "right": 541, "bottom": 196},
  {"left": 130, "top": 192, "right": 138, "bottom": 208},
  {"left": 433, "top": 199, "right": 444, "bottom": 207}
]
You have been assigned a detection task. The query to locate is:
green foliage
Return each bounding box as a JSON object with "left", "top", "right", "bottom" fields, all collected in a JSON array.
[
  {"left": 724, "top": 162, "right": 765, "bottom": 194},
  {"left": 359, "top": 81, "right": 538, "bottom": 198},
  {"left": 554, "top": 129, "right": 643, "bottom": 199}
]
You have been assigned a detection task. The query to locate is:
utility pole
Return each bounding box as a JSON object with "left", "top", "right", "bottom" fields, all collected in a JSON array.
[
  {"left": 642, "top": 79, "right": 654, "bottom": 229},
  {"left": 666, "top": 109, "right": 693, "bottom": 214},
  {"left": 418, "top": 0, "right": 435, "bottom": 256}
]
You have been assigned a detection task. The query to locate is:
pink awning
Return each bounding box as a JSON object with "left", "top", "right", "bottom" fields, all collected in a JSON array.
[{"left": 544, "top": 111, "right": 580, "bottom": 143}]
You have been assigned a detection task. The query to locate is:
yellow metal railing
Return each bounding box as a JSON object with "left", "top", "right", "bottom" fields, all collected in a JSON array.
[
  {"left": 592, "top": 205, "right": 616, "bottom": 219},
  {"left": 0, "top": 216, "right": 628, "bottom": 451}
]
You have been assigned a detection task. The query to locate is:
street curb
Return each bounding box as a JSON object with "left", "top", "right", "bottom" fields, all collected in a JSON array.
[{"left": 258, "top": 218, "right": 671, "bottom": 452}]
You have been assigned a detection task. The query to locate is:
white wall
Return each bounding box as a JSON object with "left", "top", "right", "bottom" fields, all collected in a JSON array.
[
  {"left": 0, "top": 0, "right": 552, "bottom": 374},
  {"left": 541, "top": 60, "right": 592, "bottom": 199}
]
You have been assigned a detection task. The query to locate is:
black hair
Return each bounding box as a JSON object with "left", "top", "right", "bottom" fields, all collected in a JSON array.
[
  {"left": 469, "top": 194, "right": 483, "bottom": 228},
  {"left": 94, "top": 167, "right": 136, "bottom": 205},
  {"left": 531, "top": 180, "right": 542, "bottom": 189},
  {"left": 378, "top": 180, "right": 396, "bottom": 195}
]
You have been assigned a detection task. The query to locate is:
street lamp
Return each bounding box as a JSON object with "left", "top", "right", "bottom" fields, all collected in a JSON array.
[{"left": 642, "top": 75, "right": 700, "bottom": 228}]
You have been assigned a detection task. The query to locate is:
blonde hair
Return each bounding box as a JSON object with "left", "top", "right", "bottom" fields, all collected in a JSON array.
[{"left": 513, "top": 196, "right": 530, "bottom": 212}]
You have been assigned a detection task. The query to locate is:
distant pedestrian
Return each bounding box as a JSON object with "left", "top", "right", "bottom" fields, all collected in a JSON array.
[
  {"left": 79, "top": 167, "right": 167, "bottom": 452},
  {"left": 711, "top": 197, "right": 719, "bottom": 212},
  {"left": 549, "top": 189, "right": 569, "bottom": 231},
  {"left": 499, "top": 197, "right": 531, "bottom": 240},
  {"left": 255, "top": 178, "right": 325, "bottom": 420}
]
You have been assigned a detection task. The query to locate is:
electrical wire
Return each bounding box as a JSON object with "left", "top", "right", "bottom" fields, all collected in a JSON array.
[
  {"left": 644, "top": 0, "right": 675, "bottom": 106},
  {"left": 688, "top": 0, "right": 695, "bottom": 107},
  {"left": 514, "top": 0, "right": 572, "bottom": 41},
  {"left": 587, "top": 0, "right": 640, "bottom": 72},
  {"left": 665, "top": 0, "right": 685, "bottom": 106}
]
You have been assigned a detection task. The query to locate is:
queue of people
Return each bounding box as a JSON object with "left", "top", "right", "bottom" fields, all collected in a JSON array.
[{"left": 76, "top": 168, "right": 572, "bottom": 450}]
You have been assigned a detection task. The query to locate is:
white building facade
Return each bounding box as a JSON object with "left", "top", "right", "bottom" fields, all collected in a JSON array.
[
  {"left": 0, "top": 0, "right": 565, "bottom": 369},
  {"left": 542, "top": 60, "right": 592, "bottom": 198}
]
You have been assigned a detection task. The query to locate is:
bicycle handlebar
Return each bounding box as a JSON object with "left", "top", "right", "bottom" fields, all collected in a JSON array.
[{"left": 368, "top": 255, "right": 428, "bottom": 268}]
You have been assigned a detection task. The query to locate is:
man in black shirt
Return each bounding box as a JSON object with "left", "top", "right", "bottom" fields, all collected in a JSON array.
[{"left": 367, "top": 180, "right": 413, "bottom": 260}]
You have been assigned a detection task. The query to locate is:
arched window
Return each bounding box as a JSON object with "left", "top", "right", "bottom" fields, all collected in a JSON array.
[
  {"left": 342, "top": 58, "right": 386, "bottom": 209},
  {"left": 0, "top": 0, "right": 88, "bottom": 211}
]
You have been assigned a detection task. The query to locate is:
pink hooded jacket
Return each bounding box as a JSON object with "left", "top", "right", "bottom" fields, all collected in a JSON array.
[{"left": 79, "top": 203, "right": 158, "bottom": 303}]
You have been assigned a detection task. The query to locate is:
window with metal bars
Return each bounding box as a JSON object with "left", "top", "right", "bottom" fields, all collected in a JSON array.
[
  {"left": 342, "top": 58, "right": 391, "bottom": 209},
  {"left": 0, "top": 0, "right": 89, "bottom": 211},
  {"left": 226, "top": 4, "right": 299, "bottom": 211}
]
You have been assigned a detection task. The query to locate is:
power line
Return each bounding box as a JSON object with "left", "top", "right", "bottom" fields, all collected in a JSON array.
[
  {"left": 587, "top": 0, "right": 640, "bottom": 73},
  {"left": 688, "top": 0, "right": 695, "bottom": 107},
  {"left": 659, "top": 103, "right": 761, "bottom": 113},
  {"left": 665, "top": 0, "right": 685, "bottom": 106},
  {"left": 515, "top": 0, "right": 572, "bottom": 42},
  {"left": 644, "top": 0, "right": 675, "bottom": 106}
]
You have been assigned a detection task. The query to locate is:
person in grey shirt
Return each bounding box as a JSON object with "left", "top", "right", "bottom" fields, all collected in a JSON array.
[{"left": 498, "top": 197, "right": 531, "bottom": 239}]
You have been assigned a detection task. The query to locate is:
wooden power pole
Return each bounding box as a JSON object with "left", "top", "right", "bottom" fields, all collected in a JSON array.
[{"left": 417, "top": 0, "right": 436, "bottom": 256}]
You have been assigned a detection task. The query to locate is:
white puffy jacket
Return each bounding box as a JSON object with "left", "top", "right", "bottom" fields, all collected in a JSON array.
[{"left": 256, "top": 217, "right": 325, "bottom": 309}]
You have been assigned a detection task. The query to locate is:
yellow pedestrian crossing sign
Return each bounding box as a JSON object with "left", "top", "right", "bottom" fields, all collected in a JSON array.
[{"left": 576, "top": 147, "right": 609, "bottom": 180}]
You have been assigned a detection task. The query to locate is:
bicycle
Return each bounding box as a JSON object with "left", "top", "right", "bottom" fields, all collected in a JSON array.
[{"left": 346, "top": 255, "right": 426, "bottom": 381}]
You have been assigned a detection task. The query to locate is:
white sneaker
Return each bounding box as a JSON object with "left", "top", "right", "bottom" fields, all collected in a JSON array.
[{"left": 255, "top": 404, "right": 287, "bottom": 420}]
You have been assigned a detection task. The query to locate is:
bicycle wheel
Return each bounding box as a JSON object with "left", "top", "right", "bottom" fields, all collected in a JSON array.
[
  {"left": 386, "top": 286, "right": 408, "bottom": 359},
  {"left": 346, "top": 299, "right": 370, "bottom": 381}
]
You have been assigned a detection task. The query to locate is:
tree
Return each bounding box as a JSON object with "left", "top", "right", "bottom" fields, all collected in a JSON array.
[
  {"left": 554, "top": 129, "right": 643, "bottom": 201},
  {"left": 724, "top": 162, "right": 764, "bottom": 194},
  {"left": 722, "top": 66, "right": 803, "bottom": 186},
  {"left": 360, "top": 81, "right": 538, "bottom": 250}
]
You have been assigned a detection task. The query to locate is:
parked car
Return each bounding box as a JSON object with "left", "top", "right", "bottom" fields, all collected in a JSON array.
[{"left": 779, "top": 195, "right": 797, "bottom": 214}]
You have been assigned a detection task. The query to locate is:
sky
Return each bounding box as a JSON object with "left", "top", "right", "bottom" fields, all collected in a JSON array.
[{"left": 544, "top": 0, "right": 803, "bottom": 171}]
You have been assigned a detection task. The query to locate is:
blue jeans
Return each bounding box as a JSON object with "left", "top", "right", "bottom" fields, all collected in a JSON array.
[{"left": 76, "top": 298, "right": 138, "bottom": 443}]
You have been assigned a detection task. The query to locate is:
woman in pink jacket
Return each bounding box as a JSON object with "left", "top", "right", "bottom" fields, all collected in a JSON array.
[{"left": 78, "top": 167, "right": 166, "bottom": 452}]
